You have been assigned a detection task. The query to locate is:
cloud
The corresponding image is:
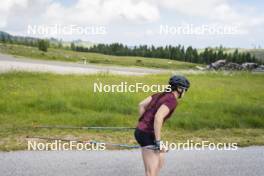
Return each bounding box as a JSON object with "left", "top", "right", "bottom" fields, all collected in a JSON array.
[
  {"left": 156, "top": 0, "right": 264, "bottom": 27},
  {"left": 0, "top": 0, "right": 263, "bottom": 47},
  {"left": 1, "top": 0, "right": 263, "bottom": 28},
  {"left": 158, "top": 0, "right": 225, "bottom": 17},
  {"left": 0, "top": 0, "right": 28, "bottom": 27},
  {"left": 0, "top": 0, "right": 160, "bottom": 29}
]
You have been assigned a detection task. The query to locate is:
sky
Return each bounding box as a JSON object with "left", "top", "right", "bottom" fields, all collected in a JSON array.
[{"left": 0, "top": 0, "right": 263, "bottom": 48}]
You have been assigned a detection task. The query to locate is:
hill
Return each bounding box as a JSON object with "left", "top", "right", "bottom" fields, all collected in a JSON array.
[
  {"left": 0, "top": 31, "right": 93, "bottom": 48},
  {"left": 0, "top": 43, "right": 197, "bottom": 69}
]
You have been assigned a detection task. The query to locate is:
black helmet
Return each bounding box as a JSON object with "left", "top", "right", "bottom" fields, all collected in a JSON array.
[{"left": 169, "top": 75, "right": 190, "bottom": 91}]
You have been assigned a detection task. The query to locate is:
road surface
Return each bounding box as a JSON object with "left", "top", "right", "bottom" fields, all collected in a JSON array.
[
  {"left": 0, "top": 147, "right": 263, "bottom": 176},
  {"left": 0, "top": 54, "right": 169, "bottom": 75}
]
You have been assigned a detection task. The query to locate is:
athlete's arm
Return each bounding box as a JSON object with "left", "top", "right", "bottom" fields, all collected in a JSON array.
[
  {"left": 154, "top": 104, "right": 170, "bottom": 141},
  {"left": 138, "top": 96, "right": 152, "bottom": 116}
]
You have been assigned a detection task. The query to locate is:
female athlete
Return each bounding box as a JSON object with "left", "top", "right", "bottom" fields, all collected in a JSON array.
[{"left": 134, "top": 75, "right": 190, "bottom": 176}]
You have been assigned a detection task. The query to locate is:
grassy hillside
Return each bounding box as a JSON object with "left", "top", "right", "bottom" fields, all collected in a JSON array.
[
  {"left": 0, "top": 43, "right": 197, "bottom": 69},
  {"left": 223, "top": 48, "right": 264, "bottom": 61},
  {"left": 61, "top": 40, "right": 93, "bottom": 48},
  {"left": 243, "top": 49, "right": 264, "bottom": 62},
  {"left": 0, "top": 71, "right": 263, "bottom": 150}
]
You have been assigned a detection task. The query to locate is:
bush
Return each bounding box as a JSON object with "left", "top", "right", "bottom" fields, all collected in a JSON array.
[{"left": 38, "top": 39, "right": 49, "bottom": 52}]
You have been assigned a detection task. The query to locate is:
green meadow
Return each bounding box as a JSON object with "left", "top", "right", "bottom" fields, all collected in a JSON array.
[
  {"left": 0, "top": 71, "right": 263, "bottom": 150},
  {"left": 0, "top": 43, "right": 197, "bottom": 69}
]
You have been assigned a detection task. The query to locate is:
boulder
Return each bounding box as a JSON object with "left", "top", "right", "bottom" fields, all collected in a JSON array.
[
  {"left": 207, "top": 60, "right": 259, "bottom": 71},
  {"left": 207, "top": 59, "right": 226, "bottom": 70},
  {"left": 253, "top": 65, "right": 264, "bottom": 72},
  {"left": 223, "top": 62, "right": 243, "bottom": 70},
  {"left": 241, "top": 63, "right": 258, "bottom": 70}
]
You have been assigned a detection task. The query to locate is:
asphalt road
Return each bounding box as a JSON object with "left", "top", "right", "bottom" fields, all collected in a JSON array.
[
  {"left": 0, "top": 54, "right": 168, "bottom": 75},
  {"left": 0, "top": 147, "right": 263, "bottom": 176}
]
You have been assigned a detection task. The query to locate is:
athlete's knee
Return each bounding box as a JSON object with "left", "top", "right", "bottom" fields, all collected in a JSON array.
[
  {"left": 158, "top": 161, "right": 164, "bottom": 170},
  {"left": 158, "top": 158, "right": 165, "bottom": 170},
  {"left": 145, "top": 165, "right": 159, "bottom": 176},
  {"left": 145, "top": 170, "right": 156, "bottom": 176}
]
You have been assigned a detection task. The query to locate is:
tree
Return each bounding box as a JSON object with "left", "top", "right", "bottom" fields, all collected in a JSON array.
[
  {"left": 185, "top": 46, "right": 193, "bottom": 62},
  {"left": 70, "top": 42, "right": 76, "bottom": 51},
  {"left": 84, "top": 42, "right": 260, "bottom": 64},
  {"left": 38, "top": 39, "right": 49, "bottom": 52}
]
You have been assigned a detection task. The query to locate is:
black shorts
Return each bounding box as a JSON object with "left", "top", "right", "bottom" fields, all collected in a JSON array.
[{"left": 134, "top": 128, "right": 155, "bottom": 147}]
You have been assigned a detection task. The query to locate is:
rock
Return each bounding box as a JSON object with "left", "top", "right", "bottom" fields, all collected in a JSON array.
[
  {"left": 253, "top": 65, "right": 264, "bottom": 72},
  {"left": 210, "top": 59, "right": 226, "bottom": 70},
  {"left": 241, "top": 63, "right": 258, "bottom": 70},
  {"left": 223, "top": 62, "right": 243, "bottom": 70},
  {"left": 207, "top": 60, "right": 259, "bottom": 71}
]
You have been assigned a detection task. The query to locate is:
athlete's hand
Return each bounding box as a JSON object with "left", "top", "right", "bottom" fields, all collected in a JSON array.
[
  {"left": 154, "top": 140, "right": 163, "bottom": 150},
  {"left": 154, "top": 140, "right": 168, "bottom": 153}
]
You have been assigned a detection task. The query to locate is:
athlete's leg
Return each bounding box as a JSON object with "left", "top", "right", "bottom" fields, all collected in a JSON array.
[
  {"left": 158, "top": 152, "right": 165, "bottom": 171},
  {"left": 141, "top": 147, "right": 160, "bottom": 176}
]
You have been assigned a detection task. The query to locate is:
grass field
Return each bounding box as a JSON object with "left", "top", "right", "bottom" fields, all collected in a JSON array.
[
  {"left": 0, "top": 71, "right": 263, "bottom": 151},
  {"left": 0, "top": 43, "right": 197, "bottom": 69}
]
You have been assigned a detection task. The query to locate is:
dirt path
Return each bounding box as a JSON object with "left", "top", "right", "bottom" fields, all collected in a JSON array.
[{"left": 0, "top": 54, "right": 170, "bottom": 75}]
